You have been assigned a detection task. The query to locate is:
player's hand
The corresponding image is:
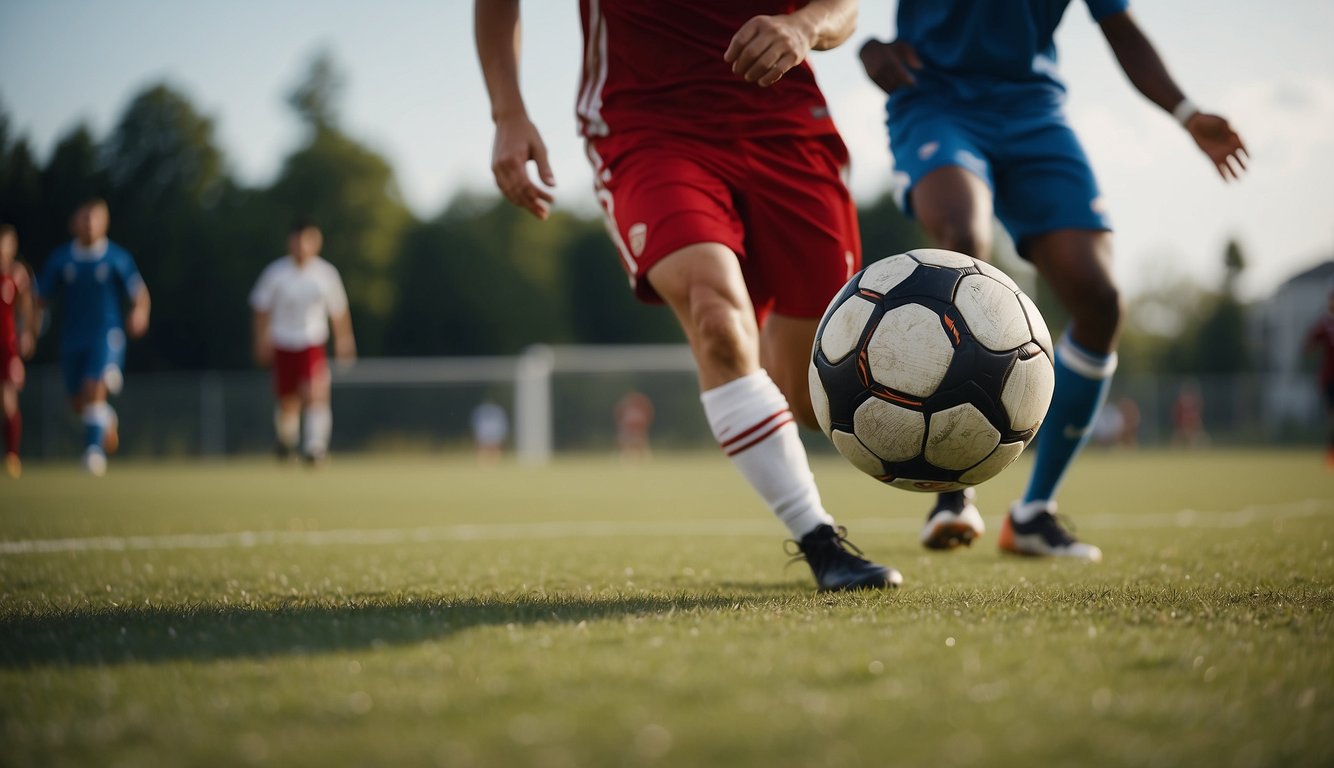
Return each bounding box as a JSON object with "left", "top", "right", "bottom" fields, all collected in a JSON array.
[
  {"left": 725, "top": 14, "right": 813, "bottom": 87},
  {"left": 1185, "top": 112, "right": 1248, "bottom": 182},
  {"left": 490, "top": 115, "right": 556, "bottom": 220},
  {"left": 859, "top": 38, "right": 922, "bottom": 95},
  {"left": 127, "top": 305, "right": 149, "bottom": 339},
  {"left": 254, "top": 339, "right": 273, "bottom": 368},
  {"left": 334, "top": 337, "right": 357, "bottom": 366}
]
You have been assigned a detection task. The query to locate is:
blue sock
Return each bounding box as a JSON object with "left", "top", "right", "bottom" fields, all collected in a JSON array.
[
  {"left": 82, "top": 402, "right": 110, "bottom": 452},
  {"left": 1020, "top": 332, "right": 1117, "bottom": 514}
]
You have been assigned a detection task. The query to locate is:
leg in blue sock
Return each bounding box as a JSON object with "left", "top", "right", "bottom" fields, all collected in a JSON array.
[{"left": 1019, "top": 331, "right": 1116, "bottom": 513}]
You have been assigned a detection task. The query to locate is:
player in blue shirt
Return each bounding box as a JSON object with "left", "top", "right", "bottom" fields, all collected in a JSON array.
[
  {"left": 35, "top": 199, "right": 151, "bottom": 476},
  {"left": 860, "top": 1, "right": 1247, "bottom": 560}
]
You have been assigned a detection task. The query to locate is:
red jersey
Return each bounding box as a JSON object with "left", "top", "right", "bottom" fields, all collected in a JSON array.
[
  {"left": 1308, "top": 313, "right": 1334, "bottom": 387},
  {"left": 577, "top": 1, "right": 838, "bottom": 139},
  {"left": 0, "top": 266, "right": 25, "bottom": 354}
]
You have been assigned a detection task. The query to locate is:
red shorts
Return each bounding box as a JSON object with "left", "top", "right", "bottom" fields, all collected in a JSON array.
[
  {"left": 272, "top": 346, "right": 327, "bottom": 398},
  {"left": 586, "top": 131, "right": 861, "bottom": 323}
]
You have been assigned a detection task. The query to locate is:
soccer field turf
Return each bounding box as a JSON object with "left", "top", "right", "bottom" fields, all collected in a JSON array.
[{"left": 2, "top": 449, "right": 1331, "bottom": 767}]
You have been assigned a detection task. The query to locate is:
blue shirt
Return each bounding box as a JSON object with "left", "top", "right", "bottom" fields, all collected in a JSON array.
[
  {"left": 36, "top": 239, "right": 145, "bottom": 343},
  {"left": 892, "top": 0, "right": 1130, "bottom": 106}
]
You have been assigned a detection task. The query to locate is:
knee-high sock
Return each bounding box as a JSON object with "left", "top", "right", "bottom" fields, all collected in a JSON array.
[
  {"left": 275, "top": 408, "right": 300, "bottom": 449},
  {"left": 303, "top": 404, "right": 332, "bottom": 455},
  {"left": 701, "top": 370, "right": 835, "bottom": 538},
  {"left": 1018, "top": 332, "right": 1117, "bottom": 522},
  {"left": 82, "top": 401, "right": 113, "bottom": 452},
  {"left": 4, "top": 409, "right": 19, "bottom": 455}
]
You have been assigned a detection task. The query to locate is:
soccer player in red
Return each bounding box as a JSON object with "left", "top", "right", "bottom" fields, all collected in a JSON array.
[
  {"left": 1306, "top": 288, "right": 1334, "bottom": 468},
  {"left": 476, "top": 0, "right": 899, "bottom": 590},
  {"left": 0, "top": 225, "right": 36, "bottom": 478},
  {"left": 250, "top": 221, "right": 356, "bottom": 465}
]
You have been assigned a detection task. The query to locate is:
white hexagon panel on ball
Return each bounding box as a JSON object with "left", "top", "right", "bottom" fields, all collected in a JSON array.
[
  {"left": 808, "top": 361, "right": 832, "bottom": 436},
  {"left": 866, "top": 304, "right": 953, "bottom": 398},
  {"left": 1002, "top": 354, "right": 1055, "bottom": 433},
  {"left": 908, "top": 248, "right": 976, "bottom": 269},
  {"left": 858, "top": 254, "right": 918, "bottom": 295},
  {"left": 925, "top": 403, "right": 1001, "bottom": 471},
  {"left": 831, "top": 430, "right": 886, "bottom": 478},
  {"left": 819, "top": 296, "right": 875, "bottom": 365},
  {"left": 954, "top": 275, "right": 1032, "bottom": 352},
  {"left": 853, "top": 397, "right": 925, "bottom": 463}
]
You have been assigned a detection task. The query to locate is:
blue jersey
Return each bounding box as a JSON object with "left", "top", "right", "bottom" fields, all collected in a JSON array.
[
  {"left": 36, "top": 240, "right": 145, "bottom": 343},
  {"left": 892, "top": 0, "right": 1129, "bottom": 107}
]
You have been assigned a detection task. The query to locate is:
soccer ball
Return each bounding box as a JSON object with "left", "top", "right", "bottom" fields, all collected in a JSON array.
[{"left": 808, "top": 249, "right": 1055, "bottom": 492}]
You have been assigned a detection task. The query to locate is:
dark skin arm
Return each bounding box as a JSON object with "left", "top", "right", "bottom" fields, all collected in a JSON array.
[{"left": 1098, "top": 10, "right": 1248, "bottom": 181}]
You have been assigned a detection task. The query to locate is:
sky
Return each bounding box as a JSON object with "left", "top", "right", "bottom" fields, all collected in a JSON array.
[{"left": 2, "top": 0, "right": 1333, "bottom": 302}]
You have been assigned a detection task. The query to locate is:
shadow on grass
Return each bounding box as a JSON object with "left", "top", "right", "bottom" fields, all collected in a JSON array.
[{"left": 0, "top": 592, "right": 745, "bottom": 668}]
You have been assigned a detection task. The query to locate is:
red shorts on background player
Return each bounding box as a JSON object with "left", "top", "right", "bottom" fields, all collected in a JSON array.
[{"left": 476, "top": 0, "right": 899, "bottom": 591}]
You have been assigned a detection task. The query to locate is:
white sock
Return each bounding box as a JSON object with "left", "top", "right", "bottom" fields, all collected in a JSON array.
[
  {"left": 700, "top": 370, "right": 835, "bottom": 539},
  {"left": 303, "top": 404, "right": 332, "bottom": 455},
  {"left": 275, "top": 409, "right": 300, "bottom": 449}
]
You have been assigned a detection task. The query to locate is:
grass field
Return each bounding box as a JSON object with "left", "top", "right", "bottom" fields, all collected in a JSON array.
[{"left": 1, "top": 449, "right": 1332, "bottom": 767}]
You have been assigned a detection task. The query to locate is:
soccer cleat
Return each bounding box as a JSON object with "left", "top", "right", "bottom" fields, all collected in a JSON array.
[
  {"left": 302, "top": 449, "right": 328, "bottom": 468},
  {"left": 921, "top": 488, "right": 985, "bottom": 550},
  {"left": 82, "top": 447, "right": 107, "bottom": 477},
  {"left": 998, "top": 506, "right": 1102, "bottom": 562},
  {"left": 275, "top": 442, "right": 296, "bottom": 463},
  {"left": 790, "top": 524, "right": 903, "bottom": 591},
  {"left": 4, "top": 452, "right": 20, "bottom": 479}
]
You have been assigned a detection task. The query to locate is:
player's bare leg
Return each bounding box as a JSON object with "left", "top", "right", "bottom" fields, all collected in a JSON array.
[
  {"left": 2, "top": 380, "right": 20, "bottom": 478},
  {"left": 274, "top": 394, "right": 302, "bottom": 462},
  {"left": 759, "top": 314, "right": 822, "bottom": 430},
  {"left": 649, "top": 243, "right": 899, "bottom": 590},
  {"left": 74, "top": 379, "right": 113, "bottom": 476},
  {"left": 994, "top": 229, "right": 1117, "bottom": 561},
  {"left": 909, "top": 165, "right": 993, "bottom": 549}
]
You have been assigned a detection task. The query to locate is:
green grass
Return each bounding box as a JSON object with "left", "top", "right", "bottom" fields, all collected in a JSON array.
[{"left": 2, "top": 449, "right": 1332, "bottom": 767}]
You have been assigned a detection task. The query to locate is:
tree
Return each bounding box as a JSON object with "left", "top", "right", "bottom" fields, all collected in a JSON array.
[{"left": 266, "top": 53, "right": 410, "bottom": 355}]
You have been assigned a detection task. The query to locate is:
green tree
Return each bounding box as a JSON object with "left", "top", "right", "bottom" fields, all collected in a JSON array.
[{"left": 267, "top": 53, "right": 410, "bottom": 355}]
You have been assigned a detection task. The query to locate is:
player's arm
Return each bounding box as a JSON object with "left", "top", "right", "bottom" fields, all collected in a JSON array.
[
  {"left": 725, "top": 0, "right": 859, "bottom": 87},
  {"left": 475, "top": 0, "right": 556, "bottom": 220},
  {"left": 127, "top": 285, "right": 150, "bottom": 339},
  {"left": 1098, "top": 10, "right": 1248, "bottom": 181},
  {"left": 14, "top": 263, "right": 36, "bottom": 359},
  {"left": 331, "top": 310, "right": 356, "bottom": 364},
  {"left": 252, "top": 310, "right": 273, "bottom": 367}
]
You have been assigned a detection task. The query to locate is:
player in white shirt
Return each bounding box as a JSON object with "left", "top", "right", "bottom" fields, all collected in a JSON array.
[{"left": 250, "top": 220, "right": 356, "bottom": 463}]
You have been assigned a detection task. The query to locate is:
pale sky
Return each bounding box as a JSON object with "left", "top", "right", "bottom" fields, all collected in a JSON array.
[{"left": 2, "top": 0, "right": 1332, "bottom": 301}]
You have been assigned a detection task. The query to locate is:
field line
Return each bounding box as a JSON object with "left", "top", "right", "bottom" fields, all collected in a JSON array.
[{"left": 1, "top": 499, "right": 1329, "bottom": 556}]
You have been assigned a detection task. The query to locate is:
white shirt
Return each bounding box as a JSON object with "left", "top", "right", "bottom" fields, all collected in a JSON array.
[{"left": 249, "top": 255, "right": 349, "bottom": 351}]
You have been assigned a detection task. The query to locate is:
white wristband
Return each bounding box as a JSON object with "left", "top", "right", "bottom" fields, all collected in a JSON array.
[{"left": 1172, "top": 98, "right": 1200, "bottom": 127}]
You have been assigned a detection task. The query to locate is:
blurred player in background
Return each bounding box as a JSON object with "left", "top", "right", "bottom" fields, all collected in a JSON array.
[
  {"left": 471, "top": 398, "right": 509, "bottom": 465},
  {"left": 250, "top": 220, "right": 356, "bottom": 465},
  {"left": 476, "top": 0, "right": 900, "bottom": 590},
  {"left": 1306, "top": 287, "right": 1334, "bottom": 468},
  {"left": 1, "top": 224, "right": 36, "bottom": 478},
  {"left": 35, "top": 199, "right": 151, "bottom": 476},
  {"left": 860, "top": 0, "right": 1247, "bottom": 560},
  {"left": 614, "top": 390, "right": 654, "bottom": 462}
]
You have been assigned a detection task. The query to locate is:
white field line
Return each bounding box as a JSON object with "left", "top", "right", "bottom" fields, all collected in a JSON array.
[{"left": 0, "top": 499, "right": 1330, "bottom": 556}]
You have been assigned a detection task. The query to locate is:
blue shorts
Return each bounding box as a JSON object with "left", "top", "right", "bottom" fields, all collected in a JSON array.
[
  {"left": 60, "top": 327, "right": 126, "bottom": 397},
  {"left": 886, "top": 93, "right": 1111, "bottom": 255}
]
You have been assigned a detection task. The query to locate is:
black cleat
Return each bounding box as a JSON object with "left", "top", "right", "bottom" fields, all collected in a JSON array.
[
  {"left": 275, "top": 442, "right": 295, "bottom": 463},
  {"left": 921, "top": 488, "right": 985, "bottom": 550},
  {"left": 999, "top": 505, "right": 1102, "bottom": 562},
  {"left": 790, "top": 524, "right": 903, "bottom": 591}
]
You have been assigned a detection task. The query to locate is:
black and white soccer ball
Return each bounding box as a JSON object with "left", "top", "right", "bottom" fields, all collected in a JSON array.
[{"left": 809, "top": 249, "right": 1055, "bottom": 492}]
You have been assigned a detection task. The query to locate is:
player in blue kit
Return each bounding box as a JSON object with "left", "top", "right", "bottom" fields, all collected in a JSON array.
[
  {"left": 860, "top": 1, "right": 1247, "bottom": 559},
  {"left": 35, "top": 199, "right": 151, "bottom": 476}
]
